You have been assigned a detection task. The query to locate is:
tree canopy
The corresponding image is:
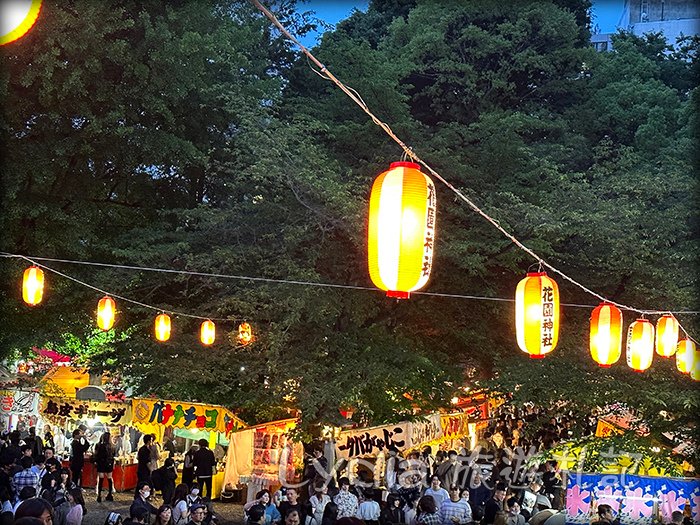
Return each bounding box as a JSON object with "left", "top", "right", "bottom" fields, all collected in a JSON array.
[{"left": 1, "top": 1, "right": 697, "bottom": 454}]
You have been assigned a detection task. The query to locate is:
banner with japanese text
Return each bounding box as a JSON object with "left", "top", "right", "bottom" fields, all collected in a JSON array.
[
  {"left": 131, "top": 398, "right": 245, "bottom": 434},
  {"left": 1, "top": 390, "right": 39, "bottom": 416},
  {"left": 440, "top": 412, "right": 472, "bottom": 440},
  {"left": 408, "top": 414, "right": 442, "bottom": 449},
  {"left": 565, "top": 472, "right": 700, "bottom": 525},
  {"left": 40, "top": 396, "right": 130, "bottom": 425},
  {"left": 336, "top": 422, "right": 411, "bottom": 459}
]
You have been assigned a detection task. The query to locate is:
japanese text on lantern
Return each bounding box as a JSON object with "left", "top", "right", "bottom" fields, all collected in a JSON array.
[
  {"left": 541, "top": 286, "right": 555, "bottom": 348},
  {"left": 422, "top": 186, "right": 436, "bottom": 277}
]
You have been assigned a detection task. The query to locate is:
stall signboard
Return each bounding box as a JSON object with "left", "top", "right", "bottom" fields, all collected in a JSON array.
[
  {"left": 408, "top": 414, "right": 442, "bottom": 449},
  {"left": 1, "top": 390, "right": 39, "bottom": 416},
  {"left": 565, "top": 472, "right": 699, "bottom": 525},
  {"left": 595, "top": 419, "right": 625, "bottom": 438},
  {"left": 41, "top": 396, "right": 131, "bottom": 425},
  {"left": 131, "top": 398, "right": 245, "bottom": 434},
  {"left": 440, "top": 412, "right": 472, "bottom": 440},
  {"left": 252, "top": 420, "right": 298, "bottom": 484},
  {"left": 336, "top": 422, "right": 410, "bottom": 459}
]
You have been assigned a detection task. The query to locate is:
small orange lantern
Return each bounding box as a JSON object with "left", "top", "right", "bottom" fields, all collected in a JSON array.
[
  {"left": 515, "top": 272, "right": 560, "bottom": 358},
  {"left": 154, "top": 314, "right": 171, "bottom": 342},
  {"left": 200, "top": 320, "right": 215, "bottom": 345},
  {"left": 367, "top": 161, "right": 436, "bottom": 299},
  {"left": 676, "top": 339, "right": 696, "bottom": 374},
  {"left": 590, "top": 302, "right": 623, "bottom": 367},
  {"left": 626, "top": 318, "right": 654, "bottom": 372},
  {"left": 237, "top": 322, "right": 252, "bottom": 345},
  {"left": 22, "top": 265, "right": 44, "bottom": 306},
  {"left": 655, "top": 314, "right": 678, "bottom": 357},
  {"left": 97, "top": 296, "right": 116, "bottom": 330}
]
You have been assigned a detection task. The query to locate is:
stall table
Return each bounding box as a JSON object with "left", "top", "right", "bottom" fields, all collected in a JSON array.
[
  {"left": 174, "top": 470, "right": 226, "bottom": 500},
  {"left": 62, "top": 461, "right": 139, "bottom": 492}
]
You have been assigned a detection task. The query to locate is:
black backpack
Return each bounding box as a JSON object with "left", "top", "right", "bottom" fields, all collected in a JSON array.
[{"left": 151, "top": 466, "right": 165, "bottom": 490}]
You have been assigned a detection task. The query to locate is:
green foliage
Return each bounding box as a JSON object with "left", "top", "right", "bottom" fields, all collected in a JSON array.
[{"left": 0, "top": 0, "right": 697, "bottom": 445}]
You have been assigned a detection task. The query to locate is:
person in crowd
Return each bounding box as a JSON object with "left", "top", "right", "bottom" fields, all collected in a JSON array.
[
  {"left": 668, "top": 510, "right": 684, "bottom": 525},
  {"left": 416, "top": 496, "right": 439, "bottom": 525},
  {"left": 148, "top": 435, "right": 160, "bottom": 470},
  {"left": 278, "top": 488, "right": 306, "bottom": 524},
  {"left": 309, "top": 483, "right": 331, "bottom": 525},
  {"left": 435, "top": 452, "right": 460, "bottom": 490},
  {"left": 131, "top": 481, "right": 158, "bottom": 525},
  {"left": 591, "top": 505, "right": 619, "bottom": 525},
  {"left": 284, "top": 510, "right": 301, "bottom": 525},
  {"left": 303, "top": 448, "right": 329, "bottom": 498},
  {"left": 381, "top": 494, "right": 406, "bottom": 525},
  {"left": 13, "top": 487, "right": 37, "bottom": 515},
  {"left": 0, "top": 486, "right": 13, "bottom": 514},
  {"left": 333, "top": 477, "right": 358, "bottom": 519},
  {"left": 186, "top": 484, "right": 203, "bottom": 510},
  {"left": 193, "top": 440, "right": 216, "bottom": 501},
  {"left": 126, "top": 507, "right": 149, "bottom": 525},
  {"left": 528, "top": 496, "right": 556, "bottom": 525},
  {"left": 421, "top": 447, "right": 436, "bottom": 477},
  {"left": 356, "top": 489, "right": 380, "bottom": 525},
  {"left": 14, "top": 497, "right": 54, "bottom": 525},
  {"left": 95, "top": 432, "right": 116, "bottom": 502},
  {"left": 245, "top": 505, "right": 266, "bottom": 525},
  {"left": 483, "top": 482, "right": 507, "bottom": 525},
  {"left": 162, "top": 437, "right": 176, "bottom": 459},
  {"left": 438, "top": 485, "right": 471, "bottom": 525},
  {"left": 153, "top": 505, "right": 174, "bottom": 525},
  {"left": 244, "top": 490, "right": 281, "bottom": 525},
  {"left": 321, "top": 501, "right": 338, "bottom": 525},
  {"left": 160, "top": 458, "right": 178, "bottom": 510},
  {"left": 0, "top": 460, "right": 15, "bottom": 502},
  {"left": 65, "top": 487, "right": 86, "bottom": 525},
  {"left": 171, "top": 484, "right": 190, "bottom": 525},
  {"left": 423, "top": 476, "right": 449, "bottom": 509},
  {"left": 20, "top": 445, "right": 33, "bottom": 461},
  {"left": 24, "top": 428, "right": 43, "bottom": 460},
  {"left": 504, "top": 498, "right": 524, "bottom": 525},
  {"left": 43, "top": 428, "right": 55, "bottom": 454},
  {"left": 201, "top": 502, "right": 218, "bottom": 525},
  {"left": 137, "top": 435, "right": 154, "bottom": 484},
  {"left": 43, "top": 448, "right": 61, "bottom": 473},
  {"left": 466, "top": 469, "right": 489, "bottom": 523},
  {"left": 12, "top": 456, "right": 39, "bottom": 496},
  {"left": 182, "top": 445, "right": 198, "bottom": 489},
  {"left": 53, "top": 468, "right": 76, "bottom": 507},
  {"left": 69, "top": 429, "right": 89, "bottom": 489}
]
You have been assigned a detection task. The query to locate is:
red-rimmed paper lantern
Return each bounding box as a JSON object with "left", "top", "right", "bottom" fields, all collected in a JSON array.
[
  {"left": 655, "top": 314, "right": 678, "bottom": 357},
  {"left": 0, "top": 0, "right": 42, "bottom": 46},
  {"left": 97, "top": 296, "right": 116, "bottom": 331},
  {"left": 367, "top": 161, "right": 436, "bottom": 299},
  {"left": 154, "top": 314, "right": 171, "bottom": 342},
  {"left": 200, "top": 320, "right": 215, "bottom": 345},
  {"left": 237, "top": 322, "right": 252, "bottom": 345},
  {"left": 515, "top": 272, "right": 560, "bottom": 358},
  {"left": 676, "top": 339, "right": 696, "bottom": 374},
  {"left": 22, "top": 265, "right": 44, "bottom": 306},
  {"left": 626, "top": 318, "right": 654, "bottom": 372},
  {"left": 590, "top": 302, "right": 623, "bottom": 367}
]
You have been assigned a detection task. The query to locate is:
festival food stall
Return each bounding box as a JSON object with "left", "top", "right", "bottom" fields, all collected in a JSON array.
[
  {"left": 224, "top": 419, "right": 302, "bottom": 502},
  {"left": 131, "top": 397, "right": 246, "bottom": 498},
  {"left": 39, "top": 395, "right": 137, "bottom": 491},
  {"left": 0, "top": 388, "right": 40, "bottom": 434}
]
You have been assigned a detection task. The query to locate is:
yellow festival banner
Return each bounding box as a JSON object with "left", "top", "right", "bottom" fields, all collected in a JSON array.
[
  {"left": 131, "top": 398, "right": 245, "bottom": 434},
  {"left": 595, "top": 419, "right": 624, "bottom": 438}
]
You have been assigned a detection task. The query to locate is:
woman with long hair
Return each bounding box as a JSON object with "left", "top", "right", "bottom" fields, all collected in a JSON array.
[
  {"left": 416, "top": 495, "right": 439, "bottom": 525},
  {"left": 171, "top": 484, "right": 190, "bottom": 525},
  {"left": 94, "top": 431, "right": 116, "bottom": 502},
  {"left": 244, "top": 489, "right": 282, "bottom": 525},
  {"left": 154, "top": 505, "right": 174, "bottom": 525},
  {"left": 65, "top": 487, "right": 87, "bottom": 525}
]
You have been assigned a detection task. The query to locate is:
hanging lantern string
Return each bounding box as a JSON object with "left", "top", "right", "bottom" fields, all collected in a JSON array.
[
  {"left": 5, "top": 253, "right": 231, "bottom": 322},
  {"left": 3, "top": 252, "right": 700, "bottom": 323},
  {"left": 250, "top": 0, "right": 694, "bottom": 318}
]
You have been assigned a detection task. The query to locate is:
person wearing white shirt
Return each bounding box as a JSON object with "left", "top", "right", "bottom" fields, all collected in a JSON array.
[
  {"left": 356, "top": 489, "right": 381, "bottom": 524},
  {"left": 423, "top": 476, "right": 450, "bottom": 509}
]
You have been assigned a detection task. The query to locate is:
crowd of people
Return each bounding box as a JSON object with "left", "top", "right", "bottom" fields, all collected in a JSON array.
[{"left": 0, "top": 426, "right": 221, "bottom": 525}]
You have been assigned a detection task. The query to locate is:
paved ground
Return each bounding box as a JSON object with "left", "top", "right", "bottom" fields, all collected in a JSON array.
[{"left": 83, "top": 491, "right": 246, "bottom": 525}]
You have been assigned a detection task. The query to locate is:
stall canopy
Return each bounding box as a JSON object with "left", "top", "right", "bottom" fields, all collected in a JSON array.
[
  {"left": 130, "top": 397, "right": 246, "bottom": 439},
  {"left": 42, "top": 367, "right": 91, "bottom": 398}
]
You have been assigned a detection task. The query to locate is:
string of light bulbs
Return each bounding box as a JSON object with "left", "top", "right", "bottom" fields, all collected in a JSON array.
[{"left": 249, "top": 0, "right": 696, "bottom": 321}]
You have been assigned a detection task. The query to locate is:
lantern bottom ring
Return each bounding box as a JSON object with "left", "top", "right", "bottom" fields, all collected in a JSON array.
[
  {"left": 386, "top": 290, "right": 410, "bottom": 299},
  {"left": 529, "top": 354, "right": 546, "bottom": 359}
]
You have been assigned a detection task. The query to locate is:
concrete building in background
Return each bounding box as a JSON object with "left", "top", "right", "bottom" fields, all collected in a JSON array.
[{"left": 591, "top": 0, "right": 699, "bottom": 51}]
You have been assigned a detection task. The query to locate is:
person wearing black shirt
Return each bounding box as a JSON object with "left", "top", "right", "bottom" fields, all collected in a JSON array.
[
  {"left": 43, "top": 448, "right": 61, "bottom": 472},
  {"left": 483, "top": 482, "right": 507, "bottom": 525},
  {"left": 193, "top": 439, "right": 216, "bottom": 500},
  {"left": 137, "top": 435, "right": 154, "bottom": 483},
  {"left": 70, "top": 428, "right": 90, "bottom": 488},
  {"left": 279, "top": 488, "right": 307, "bottom": 525}
]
